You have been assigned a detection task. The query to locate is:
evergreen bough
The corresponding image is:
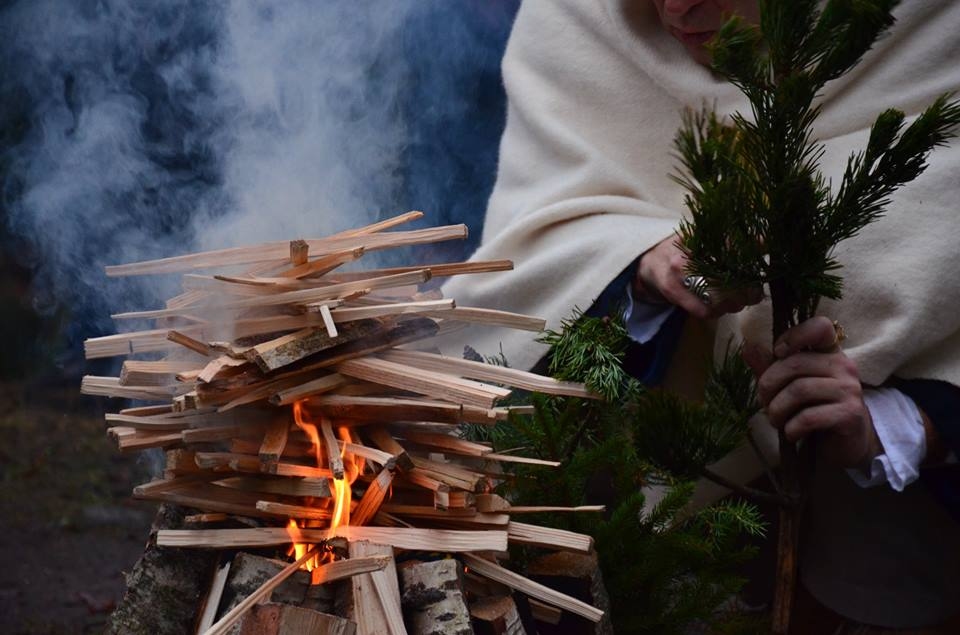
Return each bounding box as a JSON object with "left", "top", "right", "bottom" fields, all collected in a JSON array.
[{"left": 674, "top": 0, "right": 960, "bottom": 631}]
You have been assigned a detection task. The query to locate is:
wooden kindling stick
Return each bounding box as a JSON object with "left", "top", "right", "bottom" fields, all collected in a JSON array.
[
  {"left": 352, "top": 465, "right": 395, "bottom": 526},
  {"left": 320, "top": 416, "right": 345, "bottom": 480},
  {"left": 167, "top": 331, "right": 213, "bottom": 357}
]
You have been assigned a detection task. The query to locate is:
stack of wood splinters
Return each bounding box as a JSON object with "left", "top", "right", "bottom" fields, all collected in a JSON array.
[{"left": 85, "top": 212, "right": 610, "bottom": 635}]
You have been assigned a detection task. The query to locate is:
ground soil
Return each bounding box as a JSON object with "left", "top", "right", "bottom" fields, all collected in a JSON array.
[{"left": 0, "top": 381, "right": 156, "bottom": 633}]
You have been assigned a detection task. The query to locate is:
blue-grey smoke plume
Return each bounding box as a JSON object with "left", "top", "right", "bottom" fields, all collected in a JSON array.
[{"left": 0, "top": 0, "right": 516, "bottom": 365}]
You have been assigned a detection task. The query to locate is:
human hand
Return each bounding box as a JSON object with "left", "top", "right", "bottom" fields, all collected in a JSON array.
[
  {"left": 742, "top": 316, "right": 883, "bottom": 468},
  {"left": 633, "top": 235, "right": 762, "bottom": 319}
]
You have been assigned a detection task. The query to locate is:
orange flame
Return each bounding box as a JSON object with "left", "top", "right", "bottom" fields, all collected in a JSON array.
[
  {"left": 289, "top": 400, "right": 365, "bottom": 575},
  {"left": 285, "top": 519, "right": 319, "bottom": 571}
]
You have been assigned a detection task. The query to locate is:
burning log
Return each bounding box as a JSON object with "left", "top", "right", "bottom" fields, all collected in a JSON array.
[{"left": 87, "top": 215, "right": 608, "bottom": 631}]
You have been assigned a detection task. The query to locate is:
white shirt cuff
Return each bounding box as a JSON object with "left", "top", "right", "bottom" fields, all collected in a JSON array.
[
  {"left": 622, "top": 285, "right": 674, "bottom": 344},
  {"left": 847, "top": 387, "right": 926, "bottom": 492}
]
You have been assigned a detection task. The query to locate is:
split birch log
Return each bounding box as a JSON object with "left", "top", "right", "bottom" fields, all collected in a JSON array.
[
  {"left": 470, "top": 595, "right": 528, "bottom": 635},
  {"left": 237, "top": 603, "right": 356, "bottom": 635},
  {"left": 526, "top": 551, "right": 614, "bottom": 635},
  {"left": 349, "top": 541, "right": 407, "bottom": 635},
  {"left": 398, "top": 559, "right": 474, "bottom": 635},
  {"left": 218, "top": 553, "right": 316, "bottom": 619},
  {"left": 106, "top": 504, "right": 219, "bottom": 635},
  {"left": 202, "top": 547, "right": 320, "bottom": 635}
]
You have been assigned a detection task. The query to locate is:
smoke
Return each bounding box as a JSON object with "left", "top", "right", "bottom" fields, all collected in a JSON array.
[{"left": 0, "top": 0, "right": 516, "bottom": 364}]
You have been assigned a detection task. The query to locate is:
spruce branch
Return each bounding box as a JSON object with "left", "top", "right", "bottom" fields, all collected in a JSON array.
[
  {"left": 673, "top": 2, "right": 960, "bottom": 632},
  {"left": 537, "top": 308, "right": 642, "bottom": 402}
]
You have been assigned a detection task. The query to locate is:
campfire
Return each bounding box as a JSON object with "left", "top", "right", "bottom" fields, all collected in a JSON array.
[{"left": 84, "top": 212, "right": 610, "bottom": 634}]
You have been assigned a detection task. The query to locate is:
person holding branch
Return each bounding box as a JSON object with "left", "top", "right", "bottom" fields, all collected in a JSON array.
[{"left": 444, "top": 0, "right": 960, "bottom": 631}]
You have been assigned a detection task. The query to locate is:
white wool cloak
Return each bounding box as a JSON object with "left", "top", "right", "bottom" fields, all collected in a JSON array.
[{"left": 441, "top": 0, "right": 960, "bottom": 390}]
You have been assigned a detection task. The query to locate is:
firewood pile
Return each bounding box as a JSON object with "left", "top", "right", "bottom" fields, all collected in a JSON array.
[{"left": 83, "top": 212, "right": 612, "bottom": 635}]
